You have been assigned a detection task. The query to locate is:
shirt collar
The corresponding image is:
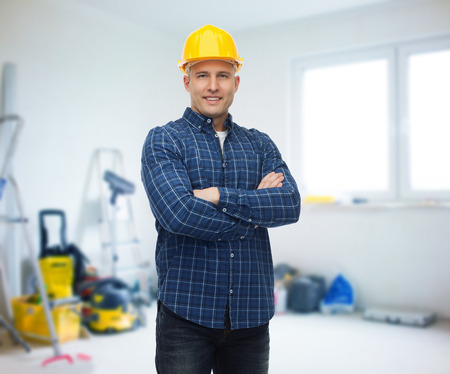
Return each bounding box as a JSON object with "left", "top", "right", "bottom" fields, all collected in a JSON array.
[{"left": 183, "top": 107, "right": 234, "bottom": 133}]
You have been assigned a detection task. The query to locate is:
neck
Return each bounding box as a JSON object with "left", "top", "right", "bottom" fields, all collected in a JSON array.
[{"left": 213, "top": 121, "right": 226, "bottom": 132}]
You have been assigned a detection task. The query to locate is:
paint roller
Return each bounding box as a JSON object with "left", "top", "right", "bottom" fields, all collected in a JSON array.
[{"left": 103, "top": 170, "right": 135, "bottom": 205}]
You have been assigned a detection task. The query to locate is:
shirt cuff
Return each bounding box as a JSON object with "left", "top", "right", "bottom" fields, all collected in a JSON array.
[
  {"left": 217, "top": 187, "right": 253, "bottom": 225},
  {"left": 215, "top": 219, "right": 255, "bottom": 241}
]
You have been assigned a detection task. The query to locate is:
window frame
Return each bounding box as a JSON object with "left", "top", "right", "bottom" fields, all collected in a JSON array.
[
  {"left": 291, "top": 35, "right": 450, "bottom": 203},
  {"left": 398, "top": 36, "right": 450, "bottom": 201}
]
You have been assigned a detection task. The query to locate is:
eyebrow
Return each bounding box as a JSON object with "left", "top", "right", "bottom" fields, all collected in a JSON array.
[{"left": 195, "top": 71, "right": 232, "bottom": 75}]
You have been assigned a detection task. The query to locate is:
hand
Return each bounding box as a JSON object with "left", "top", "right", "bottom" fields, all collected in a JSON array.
[
  {"left": 193, "top": 187, "right": 220, "bottom": 205},
  {"left": 257, "top": 171, "right": 284, "bottom": 189}
]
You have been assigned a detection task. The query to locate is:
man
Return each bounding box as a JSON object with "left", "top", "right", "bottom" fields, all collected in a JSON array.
[{"left": 141, "top": 24, "right": 301, "bottom": 374}]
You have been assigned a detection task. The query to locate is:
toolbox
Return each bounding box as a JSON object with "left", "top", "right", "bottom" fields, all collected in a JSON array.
[{"left": 363, "top": 307, "right": 436, "bottom": 327}]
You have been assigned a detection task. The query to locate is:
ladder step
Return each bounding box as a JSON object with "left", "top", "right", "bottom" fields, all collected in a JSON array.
[
  {"left": 0, "top": 215, "right": 28, "bottom": 223},
  {"left": 101, "top": 239, "right": 140, "bottom": 248},
  {"left": 116, "top": 264, "right": 151, "bottom": 273}
]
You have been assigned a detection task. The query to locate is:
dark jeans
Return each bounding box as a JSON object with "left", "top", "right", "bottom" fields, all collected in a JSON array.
[{"left": 155, "top": 302, "right": 270, "bottom": 374}]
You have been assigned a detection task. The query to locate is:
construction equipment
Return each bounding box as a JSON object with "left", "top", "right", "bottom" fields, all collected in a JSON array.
[
  {"left": 1, "top": 241, "right": 30, "bottom": 352},
  {"left": 0, "top": 314, "right": 31, "bottom": 352},
  {"left": 1, "top": 239, "right": 30, "bottom": 352},
  {"left": 11, "top": 294, "right": 82, "bottom": 345},
  {"left": 363, "top": 307, "right": 436, "bottom": 328},
  {"left": 0, "top": 115, "right": 85, "bottom": 366},
  {"left": 80, "top": 277, "right": 147, "bottom": 333},
  {"left": 178, "top": 24, "right": 243, "bottom": 74},
  {"left": 1, "top": 63, "right": 21, "bottom": 300},
  {"left": 103, "top": 170, "right": 135, "bottom": 278},
  {"left": 39, "top": 209, "right": 88, "bottom": 298},
  {"left": 94, "top": 148, "right": 151, "bottom": 294},
  {"left": 0, "top": 115, "right": 30, "bottom": 353},
  {"left": 0, "top": 240, "right": 14, "bottom": 323}
]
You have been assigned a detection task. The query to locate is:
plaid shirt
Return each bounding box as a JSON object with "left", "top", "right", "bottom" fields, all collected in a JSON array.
[{"left": 141, "top": 108, "right": 300, "bottom": 330}]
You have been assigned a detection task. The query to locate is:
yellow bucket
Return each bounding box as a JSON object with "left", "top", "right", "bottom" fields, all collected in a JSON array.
[{"left": 11, "top": 295, "right": 81, "bottom": 343}]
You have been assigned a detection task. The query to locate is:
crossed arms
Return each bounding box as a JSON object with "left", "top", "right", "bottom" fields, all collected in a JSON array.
[
  {"left": 193, "top": 171, "right": 285, "bottom": 205},
  {"left": 141, "top": 126, "right": 300, "bottom": 241}
]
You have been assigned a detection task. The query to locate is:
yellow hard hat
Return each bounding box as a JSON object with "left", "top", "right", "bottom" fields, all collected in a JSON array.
[{"left": 178, "top": 25, "right": 243, "bottom": 75}]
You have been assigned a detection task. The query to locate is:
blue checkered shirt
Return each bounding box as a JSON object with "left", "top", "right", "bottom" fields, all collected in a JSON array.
[{"left": 141, "top": 108, "right": 301, "bottom": 330}]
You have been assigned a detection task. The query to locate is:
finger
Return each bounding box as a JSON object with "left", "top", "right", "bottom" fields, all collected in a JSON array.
[
  {"left": 258, "top": 173, "right": 284, "bottom": 189},
  {"left": 257, "top": 172, "right": 274, "bottom": 189},
  {"left": 265, "top": 173, "right": 283, "bottom": 187},
  {"left": 268, "top": 173, "right": 284, "bottom": 186},
  {"left": 264, "top": 172, "right": 283, "bottom": 184},
  {"left": 260, "top": 171, "right": 275, "bottom": 184}
]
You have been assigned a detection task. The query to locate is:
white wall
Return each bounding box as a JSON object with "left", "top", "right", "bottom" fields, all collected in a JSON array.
[
  {"left": 1, "top": 0, "right": 450, "bottom": 320},
  {"left": 233, "top": 0, "right": 450, "bottom": 317},
  {"left": 0, "top": 0, "right": 188, "bottom": 311}
]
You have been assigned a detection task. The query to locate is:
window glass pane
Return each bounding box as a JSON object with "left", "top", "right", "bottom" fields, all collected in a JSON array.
[
  {"left": 301, "top": 60, "right": 389, "bottom": 195},
  {"left": 408, "top": 50, "right": 450, "bottom": 190}
]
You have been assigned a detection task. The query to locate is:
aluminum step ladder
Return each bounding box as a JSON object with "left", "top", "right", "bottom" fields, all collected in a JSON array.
[
  {"left": 94, "top": 148, "right": 150, "bottom": 294},
  {"left": 0, "top": 115, "right": 70, "bottom": 363}
]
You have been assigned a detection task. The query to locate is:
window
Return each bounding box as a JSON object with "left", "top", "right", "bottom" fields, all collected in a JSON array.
[
  {"left": 292, "top": 36, "right": 450, "bottom": 202},
  {"left": 400, "top": 42, "right": 450, "bottom": 200}
]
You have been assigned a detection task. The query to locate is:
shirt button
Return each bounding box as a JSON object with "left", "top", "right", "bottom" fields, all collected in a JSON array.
[
  {"left": 222, "top": 208, "right": 227, "bottom": 213},
  {"left": 230, "top": 289, "right": 233, "bottom": 294},
  {"left": 230, "top": 253, "right": 234, "bottom": 258},
  {"left": 240, "top": 236, "right": 245, "bottom": 240},
  {"left": 198, "top": 126, "right": 201, "bottom": 130},
  {"left": 248, "top": 218, "right": 252, "bottom": 223},
  {"left": 218, "top": 238, "right": 222, "bottom": 241},
  {"left": 215, "top": 133, "right": 219, "bottom": 138},
  {"left": 207, "top": 119, "right": 211, "bottom": 123}
]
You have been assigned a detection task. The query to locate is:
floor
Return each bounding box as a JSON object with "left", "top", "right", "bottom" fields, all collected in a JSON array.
[{"left": 1, "top": 303, "right": 450, "bottom": 374}]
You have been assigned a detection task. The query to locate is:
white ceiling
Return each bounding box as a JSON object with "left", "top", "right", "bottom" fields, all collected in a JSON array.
[{"left": 70, "top": 0, "right": 394, "bottom": 38}]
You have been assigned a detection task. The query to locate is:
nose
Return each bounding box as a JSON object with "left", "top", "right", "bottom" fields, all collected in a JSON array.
[{"left": 207, "top": 77, "right": 218, "bottom": 92}]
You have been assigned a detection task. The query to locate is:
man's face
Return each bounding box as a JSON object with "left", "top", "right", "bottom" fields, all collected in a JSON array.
[{"left": 184, "top": 60, "right": 240, "bottom": 129}]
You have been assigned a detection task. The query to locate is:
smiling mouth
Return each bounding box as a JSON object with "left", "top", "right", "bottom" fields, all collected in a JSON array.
[{"left": 205, "top": 97, "right": 220, "bottom": 102}]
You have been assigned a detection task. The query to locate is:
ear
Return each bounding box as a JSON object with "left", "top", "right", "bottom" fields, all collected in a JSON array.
[
  {"left": 234, "top": 75, "right": 240, "bottom": 93},
  {"left": 183, "top": 75, "right": 190, "bottom": 92}
]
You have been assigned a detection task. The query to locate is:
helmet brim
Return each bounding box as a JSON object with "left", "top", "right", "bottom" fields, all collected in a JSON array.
[{"left": 178, "top": 57, "right": 243, "bottom": 75}]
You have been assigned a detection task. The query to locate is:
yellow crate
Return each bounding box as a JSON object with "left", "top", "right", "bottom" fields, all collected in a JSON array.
[
  {"left": 39, "top": 256, "right": 74, "bottom": 299},
  {"left": 11, "top": 295, "right": 81, "bottom": 344}
]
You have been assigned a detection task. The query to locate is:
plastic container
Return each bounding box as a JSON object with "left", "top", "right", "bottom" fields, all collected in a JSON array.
[{"left": 11, "top": 295, "right": 81, "bottom": 343}]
